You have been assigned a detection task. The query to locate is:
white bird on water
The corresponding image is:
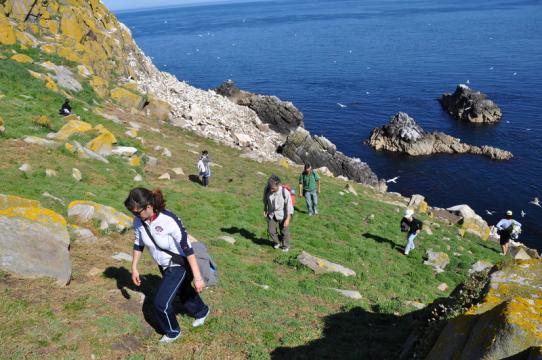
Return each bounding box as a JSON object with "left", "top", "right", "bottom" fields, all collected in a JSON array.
[
  {"left": 386, "top": 176, "right": 399, "bottom": 184},
  {"left": 521, "top": 210, "right": 526, "bottom": 217},
  {"left": 337, "top": 103, "right": 347, "bottom": 108},
  {"left": 530, "top": 197, "right": 541, "bottom": 207},
  {"left": 485, "top": 210, "right": 495, "bottom": 215}
]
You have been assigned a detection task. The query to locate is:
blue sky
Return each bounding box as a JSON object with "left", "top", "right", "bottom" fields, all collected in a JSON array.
[{"left": 101, "top": 0, "right": 266, "bottom": 11}]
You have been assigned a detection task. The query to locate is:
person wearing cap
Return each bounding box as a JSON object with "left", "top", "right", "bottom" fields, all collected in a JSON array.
[
  {"left": 496, "top": 210, "right": 522, "bottom": 255},
  {"left": 400, "top": 208, "right": 423, "bottom": 255}
]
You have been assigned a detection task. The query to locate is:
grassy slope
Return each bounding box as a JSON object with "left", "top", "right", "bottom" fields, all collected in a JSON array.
[{"left": 0, "top": 46, "right": 503, "bottom": 359}]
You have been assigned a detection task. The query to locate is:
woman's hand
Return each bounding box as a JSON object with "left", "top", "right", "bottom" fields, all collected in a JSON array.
[
  {"left": 132, "top": 268, "right": 141, "bottom": 286},
  {"left": 194, "top": 278, "right": 205, "bottom": 293}
]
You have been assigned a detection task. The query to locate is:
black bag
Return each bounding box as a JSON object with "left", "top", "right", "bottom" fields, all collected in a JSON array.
[{"left": 400, "top": 220, "right": 410, "bottom": 232}]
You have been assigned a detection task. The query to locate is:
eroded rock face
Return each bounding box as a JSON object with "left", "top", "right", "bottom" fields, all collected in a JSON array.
[
  {"left": 439, "top": 84, "right": 502, "bottom": 123},
  {"left": 368, "top": 112, "right": 512, "bottom": 160},
  {"left": 426, "top": 260, "right": 542, "bottom": 360},
  {"left": 281, "top": 128, "right": 380, "bottom": 186},
  {"left": 216, "top": 80, "right": 304, "bottom": 134},
  {"left": 0, "top": 202, "right": 71, "bottom": 285}
]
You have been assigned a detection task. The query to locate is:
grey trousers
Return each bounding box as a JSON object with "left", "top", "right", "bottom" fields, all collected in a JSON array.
[{"left": 268, "top": 216, "right": 290, "bottom": 248}]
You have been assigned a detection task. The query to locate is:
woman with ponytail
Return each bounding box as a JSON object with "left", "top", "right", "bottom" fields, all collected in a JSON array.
[{"left": 124, "top": 187, "right": 210, "bottom": 343}]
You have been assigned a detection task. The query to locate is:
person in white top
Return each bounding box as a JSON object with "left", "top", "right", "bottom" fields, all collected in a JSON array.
[
  {"left": 263, "top": 175, "right": 294, "bottom": 252},
  {"left": 125, "top": 187, "right": 210, "bottom": 344},
  {"left": 197, "top": 150, "right": 211, "bottom": 187},
  {"left": 495, "top": 210, "right": 522, "bottom": 256}
]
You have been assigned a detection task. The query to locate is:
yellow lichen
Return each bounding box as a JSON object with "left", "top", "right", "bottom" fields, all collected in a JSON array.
[
  {"left": 54, "top": 119, "right": 93, "bottom": 140},
  {"left": 33, "top": 115, "right": 52, "bottom": 128},
  {"left": 0, "top": 194, "right": 41, "bottom": 210},
  {"left": 129, "top": 156, "right": 141, "bottom": 167},
  {"left": 11, "top": 53, "right": 33, "bottom": 63},
  {"left": 0, "top": 207, "right": 67, "bottom": 227},
  {"left": 0, "top": 12, "right": 16, "bottom": 45},
  {"left": 279, "top": 159, "right": 289, "bottom": 169}
]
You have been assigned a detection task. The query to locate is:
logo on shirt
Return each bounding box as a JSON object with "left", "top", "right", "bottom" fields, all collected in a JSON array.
[{"left": 154, "top": 226, "right": 164, "bottom": 233}]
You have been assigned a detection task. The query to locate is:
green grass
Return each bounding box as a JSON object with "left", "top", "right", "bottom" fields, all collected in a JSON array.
[{"left": 0, "top": 47, "right": 505, "bottom": 359}]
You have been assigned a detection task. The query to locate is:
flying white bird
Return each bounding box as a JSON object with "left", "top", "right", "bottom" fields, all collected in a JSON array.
[
  {"left": 489, "top": 66, "right": 494, "bottom": 70},
  {"left": 513, "top": 72, "right": 517, "bottom": 76},
  {"left": 337, "top": 103, "right": 347, "bottom": 108},
  {"left": 521, "top": 210, "right": 526, "bottom": 217},
  {"left": 386, "top": 176, "right": 399, "bottom": 183},
  {"left": 466, "top": 79, "right": 470, "bottom": 84},
  {"left": 530, "top": 197, "right": 541, "bottom": 207},
  {"left": 485, "top": 210, "right": 495, "bottom": 215}
]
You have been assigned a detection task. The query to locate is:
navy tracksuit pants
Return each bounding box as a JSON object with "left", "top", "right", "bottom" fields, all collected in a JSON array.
[{"left": 155, "top": 265, "right": 209, "bottom": 337}]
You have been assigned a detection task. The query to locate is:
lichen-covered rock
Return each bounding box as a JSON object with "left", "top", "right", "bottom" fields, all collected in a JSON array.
[
  {"left": 85, "top": 132, "right": 116, "bottom": 156},
  {"left": 67, "top": 200, "right": 132, "bottom": 233},
  {"left": 0, "top": 194, "right": 41, "bottom": 210},
  {"left": 11, "top": 53, "right": 33, "bottom": 63},
  {"left": 423, "top": 250, "right": 450, "bottom": 273},
  {"left": 0, "top": 11, "right": 16, "bottom": 45},
  {"left": 40, "top": 61, "right": 82, "bottom": 92},
  {"left": 298, "top": 251, "right": 356, "bottom": 276},
  {"left": 469, "top": 260, "right": 493, "bottom": 274},
  {"left": 281, "top": 128, "right": 380, "bottom": 186},
  {"left": 68, "top": 225, "right": 97, "bottom": 243},
  {"left": 145, "top": 97, "right": 171, "bottom": 122},
  {"left": 110, "top": 87, "right": 145, "bottom": 110},
  {"left": 426, "top": 260, "right": 542, "bottom": 360},
  {"left": 49, "top": 119, "right": 93, "bottom": 140},
  {"left": 0, "top": 206, "right": 71, "bottom": 285},
  {"left": 447, "top": 204, "right": 491, "bottom": 240},
  {"left": 439, "top": 84, "right": 502, "bottom": 123},
  {"left": 368, "top": 112, "right": 512, "bottom": 160},
  {"left": 33, "top": 115, "right": 51, "bottom": 128}
]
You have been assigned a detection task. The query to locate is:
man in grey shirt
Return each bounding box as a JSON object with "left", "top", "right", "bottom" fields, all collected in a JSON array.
[{"left": 263, "top": 175, "right": 294, "bottom": 252}]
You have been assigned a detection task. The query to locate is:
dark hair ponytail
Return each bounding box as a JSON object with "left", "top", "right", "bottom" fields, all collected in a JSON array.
[{"left": 124, "top": 187, "right": 166, "bottom": 213}]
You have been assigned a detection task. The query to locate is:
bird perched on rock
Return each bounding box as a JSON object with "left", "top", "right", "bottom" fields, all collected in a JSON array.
[
  {"left": 386, "top": 176, "right": 399, "bottom": 183},
  {"left": 530, "top": 197, "right": 540, "bottom": 207}
]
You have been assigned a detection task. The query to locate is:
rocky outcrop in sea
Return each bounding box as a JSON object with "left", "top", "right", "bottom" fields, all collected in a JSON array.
[
  {"left": 216, "top": 80, "right": 304, "bottom": 134},
  {"left": 439, "top": 84, "right": 502, "bottom": 123},
  {"left": 368, "top": 112, "right": 512, "bottom": 160},
  {"left": 281, "top": 128, "right": 381, "bottom": 186}
]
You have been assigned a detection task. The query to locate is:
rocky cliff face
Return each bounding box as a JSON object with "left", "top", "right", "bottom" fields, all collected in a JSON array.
[
  {"left": 439, "top": 84, "right": 502, "bottom": 123},
  {"left": 368, "top": 112, "right": 512, "bottom": 160},
  {"left": 281, "top": 128, "right": 381, "bottom": 186},
  {"left": 215, "top": 80, "right": 304, "bottom": 134}
]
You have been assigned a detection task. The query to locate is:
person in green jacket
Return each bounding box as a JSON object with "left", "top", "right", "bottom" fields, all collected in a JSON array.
[{"left": 298, "top": 162, "right": 320, "bottom": 216}]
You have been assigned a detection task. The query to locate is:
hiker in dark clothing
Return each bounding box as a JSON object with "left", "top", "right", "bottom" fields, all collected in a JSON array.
[
  {"left": 59, "top": 98, "right": 71, "bottom": 116},
  {"left": 400, "top": 208, "right": 423, "bottom": 255},
  {"left": 496, "top": 210, "right": 522, "bottom": 255},
  {"left": 298, "top": 162, "right": 320, "bottom": 216}
]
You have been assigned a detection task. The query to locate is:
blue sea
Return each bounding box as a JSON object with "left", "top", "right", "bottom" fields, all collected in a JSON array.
[{"left": 116, "top": 0, "right": 542, "bottom": 250}]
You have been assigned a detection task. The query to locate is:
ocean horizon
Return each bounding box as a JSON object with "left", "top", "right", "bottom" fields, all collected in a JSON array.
[{"left": 116, "top": 0, "right": 542, "bottom": 250}]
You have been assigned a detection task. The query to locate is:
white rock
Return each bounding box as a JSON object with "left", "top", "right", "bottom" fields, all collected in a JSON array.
[
  {"left": 69, "top": 226, "right": 97, "bottom": 243},
  {"left": 256, "top": 171, "right": 266, "bottom": 177},
  {"left": 45, "top": 169, "right": 58, "bottom": 177},
  {"left": 112, "top": 252, "right": 133, "bottom": 262},
  {"left": 158, "top": 172, "right": 171, "bottom": 180},
  {"left": 19, "top": 163, "right": 31, "bottom": 172},
  {"left": 72, "top": 168, "right": 82, "bottom": 181},
  {"left": 255, "top": 283, "right": 270, "bottom": 290},
  {"left": 171, "top": 167, "right": 184, "bottom": 175},
  {"left": 144, "top": 155, "right": 158, "bottom": 167},
  {"left": 339, "top": 191, "right": 345, "bottom": 196},
  {"left": 337, "top": 175, "right": 349, "bottom": 181},
  {"left": 133, "top": 174, "right": 143, "bottom": 182},
  {"left": 316, "top": 166, "right": 334, "bottom": 177},
  {"left": 128, "top": 121, "right": 142, "bottom": 129},
  {"left": 219, "top": 235, "right": 236, "bottom": 244},
  {"left": 437, "top": 283, "right": 449, "bottom": 292},
  {"left": 345, "top": 184, "right": 358, "bottom": 196},
  {"left": 23, "top": 136, "right": 60, "bottom": 148},
  {"left": 405, "top": 300, "right": 426, "bottom": 310},
  {"left": 42, "top": 192, "right": 65, "bottom": 206},
  {"left": 469, "top": 260, "right": 493, "bottom": 274},
  {"left": 333, "top": 288, "right": 362, "bottom": 300},
  {"left": 298, "top": 251, "right": 356, "bottom": 276},
  {"left": 162, "top": 147, "right": 172, "bottom": 157},
  {"left": 111, "top": 146, "right": 138, "bottom": 157}
]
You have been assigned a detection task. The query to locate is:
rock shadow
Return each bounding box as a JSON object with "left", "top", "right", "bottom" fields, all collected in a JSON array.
[
  {"left": 363, "top": 232, "right": 402, "bottom": 250},
  {"left": 220, "top": 226, "right": 273, "bottom": 247},
  {"left": 271, "top": 306, "right": 421, "bottom": 360},
  {"left": 103, "top": 266, "right": 189, "bottom": 335}
]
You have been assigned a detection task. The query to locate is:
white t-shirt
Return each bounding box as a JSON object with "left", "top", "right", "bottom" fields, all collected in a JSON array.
[{"left": 133, "top": 210, "right": 194, "bottom": 267}]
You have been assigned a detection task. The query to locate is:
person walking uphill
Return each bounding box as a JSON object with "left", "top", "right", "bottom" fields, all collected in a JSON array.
[
  {"left": 496, "top": 210, "right": 522, "bottom": 256},
  {"left": 298, "top": 162, "right": 320, "bottom": 216},
  {"left": 400, "top": 209, "right": 423, "bottom": 256},
  {"left": 125, "top": 188, "right": 210, "bottom": 344},
  {"left": 264, "top": 175, "right": 294, "bottom": 252},
  {"left": 197, "top": 150, "right": 211, "bottom": 187}
]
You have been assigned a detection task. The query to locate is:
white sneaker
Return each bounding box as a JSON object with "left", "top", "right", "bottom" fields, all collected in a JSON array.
[
  {"left": 314, "top": 210, "right": 318, "bottom": 215},
  {"left": 159, "top": 332, "right": 181, "bottom": 344},
  {"left": 192, "top": 308, "right": 210, "bottom": 327},
  {"left": 281, "top": 247, "right": 290, "bottom": 252},
  {"left": 273, "top": 243, "right": 281, "bottom": 249}
]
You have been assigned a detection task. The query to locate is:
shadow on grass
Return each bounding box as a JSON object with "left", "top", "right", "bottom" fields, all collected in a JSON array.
[
  {"left": 271, "top": 306, "right": 421, "bottom": 360},
  {"left": 188, "top": 174, "right": 203, "bottom": 185},
  {"left": 220, "top": 226, "right": 274, "bottom": 247},
  {"left": 103, "top": 266, "right": 192, "bottom": 335},
  {"left": 477, "top": 241, "right": 501, "bottom": 254},
  {"left": 363, "top": 232, "right": 402, "bottom": 250}
]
